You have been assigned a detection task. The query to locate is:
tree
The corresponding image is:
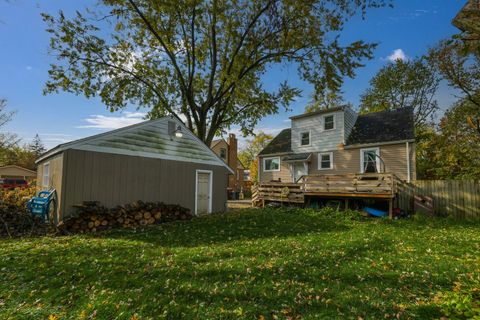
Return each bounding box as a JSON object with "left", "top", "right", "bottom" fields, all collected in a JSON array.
[
  {"left": 0, "top": 99, "right": 18, "bottom": 150},
  {"left": 28, "top": 134, "right": 46, "bottom": 158},
  {"left": 249, "top": 159, "right": 259, "bottom": 184},
  {"left": 421, "top": 99, "right": 480, "bottom": 179},
  {"left": 42, "top": 0, "right": 389, "bottom": 144},
  {"left": 359, "top": 58, "right": 440, "bottom": 126},
  {"left": 429, "top": 39, "right": 480, "bottom": 134},
  {"left": 1, "top": 146, "right": 37, "bottom": 170},
  {"left": 304, "top": 90, "right": 348, "bottom": 113},
  {"left": 238, "top": 131, "right": 273, "bottom": 169}
]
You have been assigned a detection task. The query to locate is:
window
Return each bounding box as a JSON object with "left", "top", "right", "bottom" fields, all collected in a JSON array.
[
  {"left": 220, "top": 148, "right": 227, "bottom": 159},
  {"left": 300, "top": 131, "right": 310, "bottom": 146},
  {"left": 318, "top": 152, "right": 333, "bottom": 170},
  {"left": 263, "top": 157, "right": 280, "bottom": 172},
  {"left": 360, "top": 148, "right": 380, "bottom": 173},
  {"left": 324, "top": 115, "right": 335, "bottom": 130},
  {"left": 43, "top": 163, "right": 50, "bottom": 188}
]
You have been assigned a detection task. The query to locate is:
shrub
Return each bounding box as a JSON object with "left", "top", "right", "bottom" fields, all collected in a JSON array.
[{"left": 0, "top": 186, "right": 37, "bottom": 208}]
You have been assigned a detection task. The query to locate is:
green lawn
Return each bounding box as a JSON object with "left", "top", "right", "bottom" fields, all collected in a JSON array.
[{"left": 1, "top": 208, "right": 479, "bottom": 319}]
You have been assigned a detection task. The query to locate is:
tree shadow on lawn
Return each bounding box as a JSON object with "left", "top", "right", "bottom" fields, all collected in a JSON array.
[
  {"left": 1, "top": 235, "right": 451, "bottom": 319},
  {"left": 91, "top": 208, "right": 353, "bottom": 248}
]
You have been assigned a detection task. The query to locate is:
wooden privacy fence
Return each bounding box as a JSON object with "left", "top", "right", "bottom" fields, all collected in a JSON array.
[{"left": 396, "top": 180, "right": 480, "bottom": 219}]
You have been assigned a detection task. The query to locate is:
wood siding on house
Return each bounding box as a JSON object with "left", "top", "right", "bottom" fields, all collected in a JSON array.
[
  {"left": 291, "top": 110, "right": 345, "bottom": 153},
  {"left": 259, "top": 156, "right": 292, "bottom": 182},
  {"left": 36, "top": 153, "right": 64, "bottom": 223},
  {"left": 58, "top": 149, "right": 228, "bottom": 219},
  {"left": 259, "top": 143, "right": 415, "bottom": 183}
]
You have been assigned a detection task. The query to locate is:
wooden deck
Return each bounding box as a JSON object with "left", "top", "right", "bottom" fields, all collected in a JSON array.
[
  {"left": 302, "top": 173, "right": 395, "bottom": 198},
  {"left": 252, "top": 173, "right": 399, "bottom": 217}
]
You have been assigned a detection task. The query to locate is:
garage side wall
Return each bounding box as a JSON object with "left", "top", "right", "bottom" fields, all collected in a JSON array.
[
  {"left": 61, "top": 149, "right": 228, "bottom": 219},
  {"left": 36, "top": 153, "right": 65, "bottom": 223}
]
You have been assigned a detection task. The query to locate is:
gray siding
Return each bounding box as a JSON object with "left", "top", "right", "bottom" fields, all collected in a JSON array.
[
  {"left": 59, "top": 149, "right": 228, "bottom": 219},
  {"left": 291, "top": 111, "right": 345, "bottom": 153},
  {"left": 343, "top": 107, "right": 358, "bottom": 143}
]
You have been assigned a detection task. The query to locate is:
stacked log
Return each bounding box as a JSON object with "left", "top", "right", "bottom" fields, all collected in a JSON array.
[
  {"left": 0, "top": 204, "right": 54, "bottom": 238},
  {"left": 59, "top": 200, "right": 192, "bottom": 234}
]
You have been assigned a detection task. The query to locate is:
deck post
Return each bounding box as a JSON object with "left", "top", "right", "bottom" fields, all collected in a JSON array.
[
  {"left": 345, "top": 198, "right": 349, "bottom": 210},
  {"left": 388, "top": 198, "right": 393, "bottom": 219}
]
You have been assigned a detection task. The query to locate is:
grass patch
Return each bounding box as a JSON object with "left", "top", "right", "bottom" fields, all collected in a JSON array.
[{"left": 1, "top": 208, "right": 479, "bottom": 319}]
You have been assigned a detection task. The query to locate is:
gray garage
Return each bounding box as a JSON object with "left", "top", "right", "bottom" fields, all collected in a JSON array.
[{"left": 36, "top": 117, "right": 232, "bottom": 223}]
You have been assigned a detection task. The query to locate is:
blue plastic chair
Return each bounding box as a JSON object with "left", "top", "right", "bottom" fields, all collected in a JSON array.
[{"left": 27, "top": 189, "right": 57, "bottom": 222}]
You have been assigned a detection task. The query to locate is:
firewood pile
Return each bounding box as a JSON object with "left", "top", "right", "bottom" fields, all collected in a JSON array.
[
  {"left": 0, "top": 204, "right": 55, "bottom": 238},
  {"left": 59, "top": 200, "right": 193, "bottom": 234}
]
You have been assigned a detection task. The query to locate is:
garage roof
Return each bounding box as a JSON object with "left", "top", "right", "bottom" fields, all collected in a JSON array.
[{"left": 37, "top": 117, "right": 234, "bottom": 174}]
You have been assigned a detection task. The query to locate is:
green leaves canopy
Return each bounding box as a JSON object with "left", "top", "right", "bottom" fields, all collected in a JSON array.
[
  {"left": 42, "top": 0, "right": 387, "bottom": 144},
  {"left": 359, "top": 58, "right": 440, "bottom": 127}
]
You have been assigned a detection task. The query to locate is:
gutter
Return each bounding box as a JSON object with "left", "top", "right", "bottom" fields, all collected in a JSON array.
[{"left": 344, "top": 139, "right": 415, "bottom": 150}]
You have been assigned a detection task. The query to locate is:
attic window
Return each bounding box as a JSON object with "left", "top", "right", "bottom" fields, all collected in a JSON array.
[
  {"left": 300, "top": 131, "right": 310, "bottom": 146},
  {"left": 220, "top": 148, "right": 227, "bottom": 159},
  {"left": 324, "top": 115, "right": 335, "bottom": 130}
]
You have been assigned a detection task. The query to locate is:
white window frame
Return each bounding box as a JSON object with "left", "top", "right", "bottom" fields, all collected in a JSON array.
[
  {"left": 318, "top": 152, "right": 334, "bottom": 170},
  {"left": 42, "top": 162, "right": 50, "bottom": 188},
  {"left": 263, "top": 157, "right": 281, "bottom": 172},
  {"left": 323, "top": 114, "right": 336, "bottom": 131},
  {"left": 360, "top": 147, "right": 380, "bottom": 173},
  {"left": 300, "top": 130, "right": 311, "bottom": 146},
  {"left": 195, "top": 169, "right": 213, "bottom": 215}
]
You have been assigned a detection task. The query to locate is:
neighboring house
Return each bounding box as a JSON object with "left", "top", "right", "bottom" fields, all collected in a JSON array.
[
  {"left": 36, "top": 117, "right": 233, "bottom": 223},
  {"left": 258, "top": 106, "right": 415, "bottom": 183},
  {"left": 0, "top": 165, "right": 36, "bottom": 181},
  {"left": 211, "top": 134, "right": 245, "bottom": 192}
]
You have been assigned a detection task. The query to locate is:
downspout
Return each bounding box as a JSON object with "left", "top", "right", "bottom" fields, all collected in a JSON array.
[{"left": 406, "top": 142, "right": 411, "bottom": 182}]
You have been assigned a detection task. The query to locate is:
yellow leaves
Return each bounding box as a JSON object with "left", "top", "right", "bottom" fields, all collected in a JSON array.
[
  {"left": 48, "top": 315, "right": 58, "bottom": 320},
  {"left": 130, "top": 314, "right": 139, "bottom": 320}
]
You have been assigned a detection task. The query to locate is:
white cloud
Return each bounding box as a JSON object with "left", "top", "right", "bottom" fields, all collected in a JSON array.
[
  {"left": 78, "top": 111, "right": 147, "bottom": 130},
  {"left": 385, "top": 49, "right": 408, "bottom": 62}
]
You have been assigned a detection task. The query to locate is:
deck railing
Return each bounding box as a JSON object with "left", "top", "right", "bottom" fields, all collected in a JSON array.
[
  {"left": 253, "top": 182, "right": 305, "bottom": 205},
  {"left": 254, "top": 173, "right": 397, "bottom": 206},
  {"left": 301, "top": 173, "right": 395, "bottom": 197}
]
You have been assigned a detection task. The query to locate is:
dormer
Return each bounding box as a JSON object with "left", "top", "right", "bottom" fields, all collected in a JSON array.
[{"left": 289, "top": 106, "right": 357, "bottom": 153}]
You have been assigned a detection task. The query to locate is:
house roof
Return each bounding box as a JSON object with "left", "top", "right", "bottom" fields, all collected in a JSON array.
[
  {"left": 0, "top": 165, "right": 36, "bottom": 175},
  {"left": 210, "top": 139, "right": 227, "bottom": 149},
  {"left": 37, "top": 117, "right": 234, "bottom": 174},
  {"left": 289, "top": 106, "right": 346, "bottom": 120},
  {"left": 258, "top": 108, "right": 415, "bottom": 156},
  {"left": 346, "top": 107, "right": 415, "bottom": 145},
  {"left": 258, "top": 129, "right": 292, "bottom": 156}
]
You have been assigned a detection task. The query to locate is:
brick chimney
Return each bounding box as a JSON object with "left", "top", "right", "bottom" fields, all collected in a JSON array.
[{"left": 227, "top": 133, "right": 238, "bottom": 190}]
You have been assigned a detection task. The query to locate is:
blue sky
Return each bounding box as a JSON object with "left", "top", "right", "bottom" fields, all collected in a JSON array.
[{"left": 0, "top": 0, "right": 465, "bottom": 149}]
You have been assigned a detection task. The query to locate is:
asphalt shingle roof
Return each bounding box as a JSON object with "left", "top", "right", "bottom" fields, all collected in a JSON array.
[
  {"left": 258, "top": 129, "right": 292, "bottom": 156},
  {"left": 258, "top": 108, "right": 415, "bottom": 156},
  {"left": 346, "top": 107, "right": 415, "bottom": 145}
]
